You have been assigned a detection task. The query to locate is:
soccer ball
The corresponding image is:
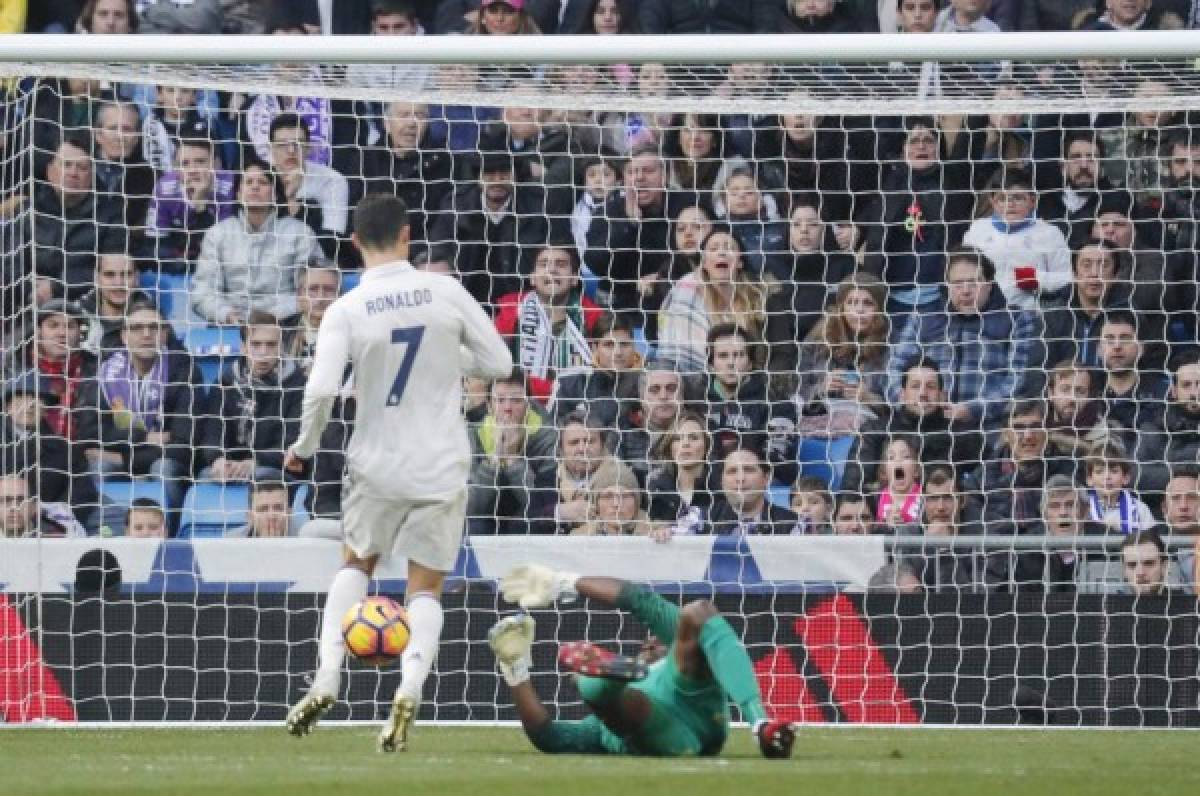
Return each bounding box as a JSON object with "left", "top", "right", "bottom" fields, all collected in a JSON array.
[{"left": 342, "top": 596, "right": 411, "bottom": 666}]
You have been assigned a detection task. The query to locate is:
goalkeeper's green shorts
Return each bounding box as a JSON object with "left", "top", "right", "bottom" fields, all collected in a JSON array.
[{"left": 564, "top": 652, "right": 729, "bottom": 757}]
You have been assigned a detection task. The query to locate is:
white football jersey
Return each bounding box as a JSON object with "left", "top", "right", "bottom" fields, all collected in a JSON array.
[{"left": 292, "top": 261, "right": 512, "bottom": 498}]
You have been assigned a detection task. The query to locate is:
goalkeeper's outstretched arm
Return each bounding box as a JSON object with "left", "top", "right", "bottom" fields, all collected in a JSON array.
[{"left": 501, "top": 567, "right": 680, "bottom": 644}]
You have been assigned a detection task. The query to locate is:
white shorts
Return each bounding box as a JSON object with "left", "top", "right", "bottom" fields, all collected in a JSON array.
[{"left": 341, "top": 485, "right": 467, "bottom": 572}]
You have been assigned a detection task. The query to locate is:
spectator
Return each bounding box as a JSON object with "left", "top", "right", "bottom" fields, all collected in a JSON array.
[
  {"left": 617, "top": 361, "right": 695, "bottom": 481},
  {"left": 660, "top": 113, "right": 725, "bottom": 209},
  {"left": 1, "top": 371, "right": 99, "bottom": 530},
  {"left": 862, "top": 116, "right": 973, "bottom": 318},
  {"left": 1119, "top": 530, "right": 1171, "bottom": 597},
  {"left": 646, "top": 410, "right": 716, "bottom": 534},
  {"left": 549, "top": 311, "right": 641, "bottom": 429},
  {"left": 493, "top": 242, "right": 603, "bottom": 405},
  {"left": 1119, "top": 80, "right": 1187, "bottom": 211},
  {"left": 124, "top": 498, "right": 167, "bottom": 539},
  {"left": 1043, "top": 360, "right": 1113, "bottom": 469},
  {"left": 466, "top": 371, "right": 558, "bottom": 534},
  {"left": 281, "top": 262, "right": 340, "bottom": 375},
  {"left": 199, "top": 311, "right": 304, "bottom": 484},
  {"left": 584, "top": 145, "right": 678, "bottom": 322},
  {"left": 76, "top": 301, "right": 203, "bottom": 509},
  {"left": 963, "top": 167, "right": 1072, "bottom": 311},
  {"left": 844, "top": 356, "right": 985, "bottom": 493},
  {"left": 349, "top": 101, "right": 452, "bottom": 244},
  {"left": 957, "top": 84, "right": 1037, "bottom": 193},
  {"left": 0, "top": 472, "right": 86, "bottom": 538},
  {"left": 144, "top": 134, "right": 238, "bottom": 269},
  {"left": 1042, "top": 239, "right": 1133, "bottom": 369},
  {"left": 411, "top": 243, "right": 455, "bottom": 275},
  {"left": 763, "top": 195, "right": 857, "bottom": 369},
  {"left": 571, "top": 465, "right": 654, "bottom": 537},
  {"left": 142, "top": 84, "right": 215, "bottom": 174},
  {"left": 1039, "top": 132, "right": 1124, "bottom": 244},
  {"left": 892, "top": 465, "right": 995, "bottom": 593},
  {"left": 344, "top": 1, "right": 432, "bottom": 96},
  {"left": 1088, "top": 196, "right": 1186, "bottom": 358},
  {"left": 2, "top": 300, "right": 97, "bottom": 443},
  {"left": 778, "top": 0, "right": 862, "bottom": 32},
  {"left": 657, "top": 226, "right": 769, "bottom": 372},
  {"left": 536, "top": 410, "right": 633, "bottom": 534},
  {"left": 428, "top": 151, "right": 557, "bottom": 304},
  {"left": 1159, "top": 465, "right": 1200, "bottom": 536},
  {"left": 236, "top": 19, "right": 334, "bottom": 170},
  {"left": 790, "top": 475, "right": 834, "bottom": 534},
  {"left": 28, "top": 134, "right": 125, "bottom": 302},
  {"left": 1016, "top": 0, "right": 1100, "bottom": 30},
  {"left": 192, "top": 158, "right": 319, "bottom": 325},
  {"left": 228, "top": 481, "right": 294, "bottom": 538},
  {"left": 640, "top": 203, "right": 714, "bottom": 341},
  {"left": 571, "top": 157, "right": 621, "bottom": 258},
  {"left": 1006, "top": 475, "right": 1104, "bottom": 590},
  {"left": 831, "top": 492, "right": 875, "bottom": 535},
  {"left": 712, "top": 164, "right": 788, "bottom": 277},
  {"left": 77, "top": 252, "right": 148, "bottom": 357},
  {"left": 873, "top": 435, "right": 924, "bottom": 528},
  {"left": 963, "top": 399, "right": 1072, "bottom": 535},
  {"left": 268, "top": 112, "right": 350, "bottom": 248},
  {"left": 704, "top": 323, "right": 797, "bottom": 480},
  {"left": 467, "top": 0, "right": 543, "bottom": 34},
  {"left": 886, "top": 247, "right": 1043, "bottom": 427},
  {"left": 1142, "top": 351, "right": 1200, "bottom": 485},
  {"left": 77, "top": 0, "right": 136, "bottom": 33},
  {"left": 790, "top": 273, "right": 889, "bottom": 433},
  {"left": 92, "top": 99, "right": 154, "bottom": 233},
  {"left": 706, "top": 446, "right": 799, "bottom": 536},
  {"left": 1097, "top": 310, "right": 1169, "bottom": 447},
  {"left": 566, "top": 0, "right": 640, "bottom": 86},
  {"left": 638, "top": 0, "right": 778, "bottom": 33},
  {"left": 1084, "top": 442, "right": 1157, "bottom": 534},
  {"left": 1086, "top": 0, "right": 1184, "bottom": 30}
]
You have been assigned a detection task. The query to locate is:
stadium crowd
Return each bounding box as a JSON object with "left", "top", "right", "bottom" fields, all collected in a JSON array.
[{"left": 1, "top": 0, "right": 1200, "bottom": 596}]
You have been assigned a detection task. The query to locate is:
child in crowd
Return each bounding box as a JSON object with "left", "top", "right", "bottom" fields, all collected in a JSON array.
[
  {"left": 875, "top": 435, "right": 923, "bottom": 527},
  {"left": 124, "top": 499, "right": 167, "bottom": 539},
  {"left": 1084, "top": 444, "right": 1156, "bottom": 534},
  {"left": 790, "top": 474, "right": 833, "bottom": 534}
]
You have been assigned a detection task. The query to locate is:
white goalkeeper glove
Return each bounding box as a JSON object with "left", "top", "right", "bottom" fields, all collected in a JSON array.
[{"left": 500, "top": 564, "right": 580, "bottom": 609}]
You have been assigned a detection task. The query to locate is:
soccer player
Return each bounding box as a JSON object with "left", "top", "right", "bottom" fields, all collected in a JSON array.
[
  {"left": 283, "top": 195, "right": 513, "bottom": 751},
  {"left": 488, "top": 565, "right": 796, "bottom": 759}
]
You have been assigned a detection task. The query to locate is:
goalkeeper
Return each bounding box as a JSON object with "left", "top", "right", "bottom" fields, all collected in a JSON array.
[{"left": 489, "top": 565, "right": 795, "bottom": 759}]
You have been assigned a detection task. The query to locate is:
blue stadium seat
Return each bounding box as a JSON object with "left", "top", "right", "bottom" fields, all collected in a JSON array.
[
  {"left": 767, "top": 483, "right": 791, "bottom": 510},
  {"left": 797, "top": 435, "right": 855, "bottom": 492},
  {"left": 580, "top": 265, "right": 599, "bottom": 301},
  {"left": 341, "top": 271, "right": 362, "bottom": 293},
  {"left": 291, "top": 483, "right": 310, "bottom": 529},
  {"left": 632, "top": 327, "right": 653, "bottom": 360},
  {"left": 178, "top": 482, "right": 250, "bottom": 538},
  {"left": 98, "top": 478, "right": 170, "bottom": 510},
  {"left": 184, "top": 326, "right": 242, "bottom": 384}
]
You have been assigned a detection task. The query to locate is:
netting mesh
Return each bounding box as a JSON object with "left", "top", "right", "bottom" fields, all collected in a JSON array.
[{"left": 1, "top": 44, "right": 1199, "bottom": 727}]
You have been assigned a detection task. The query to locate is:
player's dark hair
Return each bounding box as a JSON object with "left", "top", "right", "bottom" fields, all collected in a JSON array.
[{"left": 353, "top": 194, "right": 411, "bottom": 250}]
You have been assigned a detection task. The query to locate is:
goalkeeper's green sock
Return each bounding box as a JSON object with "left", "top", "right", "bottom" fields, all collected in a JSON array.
[{"left": 698, "top": 615, "right": 768, "bottom": 726}]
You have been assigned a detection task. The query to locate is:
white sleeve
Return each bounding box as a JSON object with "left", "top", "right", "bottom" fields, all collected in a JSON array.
[
  {"left": 292, "top": 301, "right": 351, "bottom": 458},
  {"left": 453, "top": 281, "right": 513, "bottom": 379},
  {"left": 1038, "top": 227, "right": 1073, "bottom": 296}
]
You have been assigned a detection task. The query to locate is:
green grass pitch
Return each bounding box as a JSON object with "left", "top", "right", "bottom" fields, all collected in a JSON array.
[{"left": 1, "top": 726, "right": 1197, "bottom": 796}]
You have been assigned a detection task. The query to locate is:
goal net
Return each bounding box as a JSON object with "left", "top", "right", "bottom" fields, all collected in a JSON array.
[{"left": 1, "top": 32, "right": 1199, "bottom": 728}]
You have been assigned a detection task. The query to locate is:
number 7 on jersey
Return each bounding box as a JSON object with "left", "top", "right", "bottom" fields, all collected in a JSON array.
[{"left": 386, "top": 325, "right": 425, "bottom": 406}]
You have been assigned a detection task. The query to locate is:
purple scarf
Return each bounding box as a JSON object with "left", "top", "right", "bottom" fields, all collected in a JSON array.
[{"left": 99, "top": 350, "right": 168, "bottom": 433}]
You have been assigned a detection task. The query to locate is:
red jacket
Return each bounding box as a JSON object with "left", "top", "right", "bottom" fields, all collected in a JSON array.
[{"left": 493, "top": 290, "right": 602, "bottom": 404}]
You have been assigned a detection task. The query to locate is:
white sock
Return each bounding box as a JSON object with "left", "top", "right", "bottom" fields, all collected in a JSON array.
[
  {"left": 397, "top": 591, "right": 443, "bottom": 702},
  {"left": 311, "top": 567, "right": 369, "bottom": 696}
]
